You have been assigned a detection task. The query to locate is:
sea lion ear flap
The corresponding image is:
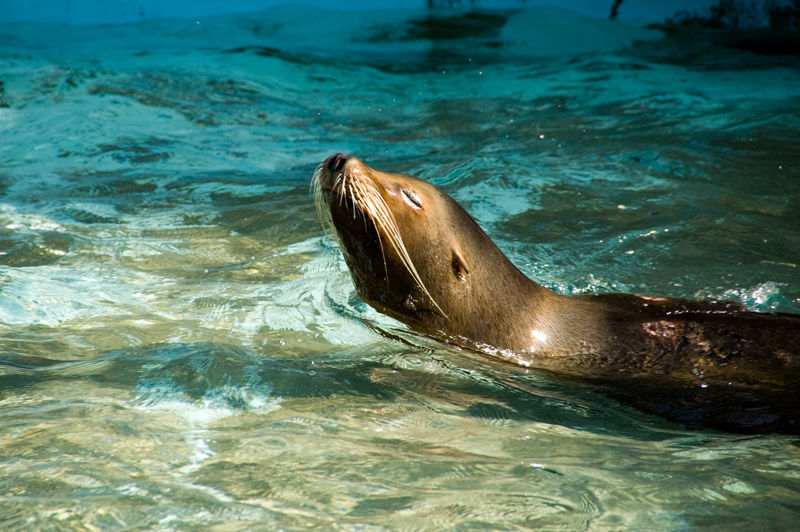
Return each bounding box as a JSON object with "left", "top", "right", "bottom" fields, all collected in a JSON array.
[{"left": 451, "top": 248, "right": 470, "bottom": 281}]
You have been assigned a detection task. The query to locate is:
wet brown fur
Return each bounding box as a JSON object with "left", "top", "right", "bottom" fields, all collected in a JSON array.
[{"left": 314, "top": 154, "right": 800, "bottom": 434}]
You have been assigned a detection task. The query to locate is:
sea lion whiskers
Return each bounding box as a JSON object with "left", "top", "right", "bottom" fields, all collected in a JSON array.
[
  {"left": 348, "top": 175, "right": 390, "bottom": 284},
  {"left": 350, "top": 171, "right": 446, "bottom": 318},
  {"left": 321, "top": 164, "right": 447, "bottom": 318},
  {"left": 312, "top": 165, "right": 334, "bottom": 235},
  {"left": 343, "top": 171, "right": 357, "bottom": 219},
  {"left": 349, "top": 173, "right": 405, "bottom": 286}
]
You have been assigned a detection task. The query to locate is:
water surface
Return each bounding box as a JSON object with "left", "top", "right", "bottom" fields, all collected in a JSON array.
[{"left": 1, "top": 6, "right": 799, "bottom": 531}]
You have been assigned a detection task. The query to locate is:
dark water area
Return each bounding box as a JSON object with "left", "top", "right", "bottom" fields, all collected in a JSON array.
[{"left": 1, "top": 5, "right": 799, "bottom": 531}]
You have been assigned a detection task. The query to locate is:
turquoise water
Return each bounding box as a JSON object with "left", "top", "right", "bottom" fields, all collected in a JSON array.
[{"left": 1, "top": 6, "right": 800, "bottom": 531}]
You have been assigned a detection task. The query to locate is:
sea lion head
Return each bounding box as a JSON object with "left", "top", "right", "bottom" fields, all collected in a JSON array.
[{"left": 312, "top": 154, "right": 541, "bottom": 348}]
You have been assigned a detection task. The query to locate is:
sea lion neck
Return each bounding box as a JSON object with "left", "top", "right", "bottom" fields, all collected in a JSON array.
[{"left": 313, "top": 154, "right": 565, "bottom": 353}]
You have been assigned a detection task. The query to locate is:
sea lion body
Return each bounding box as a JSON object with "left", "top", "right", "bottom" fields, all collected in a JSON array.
[{"left": 313, "top": 154, "right": 800, "bottom": 433}]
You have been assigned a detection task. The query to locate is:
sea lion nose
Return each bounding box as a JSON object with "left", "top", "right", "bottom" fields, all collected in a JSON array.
[{"left": 325, "top": 153, "right": 350, "bottom": 172}]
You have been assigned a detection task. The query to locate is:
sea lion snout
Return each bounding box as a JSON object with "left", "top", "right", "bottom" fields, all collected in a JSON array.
[{"left": 324, "top": 153, "right": 350, "bottom": 173}]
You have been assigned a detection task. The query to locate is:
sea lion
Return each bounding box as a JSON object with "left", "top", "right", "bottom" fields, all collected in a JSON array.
[{"left": 312, "top": 153, "right": 800, "bottom": 434}]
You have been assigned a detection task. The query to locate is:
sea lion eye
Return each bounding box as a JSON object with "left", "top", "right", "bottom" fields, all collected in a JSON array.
[{"left": 401, "top": 188, "right": 423, "bottom": 210}]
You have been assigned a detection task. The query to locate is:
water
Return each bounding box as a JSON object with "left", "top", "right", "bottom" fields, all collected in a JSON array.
[{"left": 1, "top": 5, "right": 800, "bottom": 531}]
